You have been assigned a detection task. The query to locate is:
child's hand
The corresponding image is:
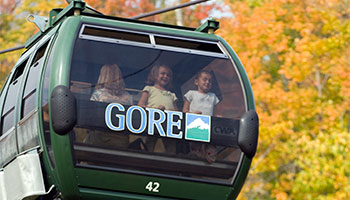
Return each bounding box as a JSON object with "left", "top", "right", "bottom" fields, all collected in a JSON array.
[
  {"left": 206, "top": 145, "right": 217, "bottom": 163},
  {"left": 99, "top": 94, "right": 113, "bottom": 101},
  {"left": 157, "top": 105, "right": 166, "bottom": 110}
]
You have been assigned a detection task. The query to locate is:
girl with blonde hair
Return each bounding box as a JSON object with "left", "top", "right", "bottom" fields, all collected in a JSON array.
[
  {"left": 91, "top": 64, "right": 132, "bottom": 105},
  {"left": 137, "top": 64, "right": 177, "bottom": 153},
  {"left": 86, "top": 64, "right": 132, "bottom": 149}
]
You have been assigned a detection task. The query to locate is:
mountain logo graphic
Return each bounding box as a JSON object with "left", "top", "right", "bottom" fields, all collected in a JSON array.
[{"left": 185, "top": 113, "right": 211, "bottom": 142}]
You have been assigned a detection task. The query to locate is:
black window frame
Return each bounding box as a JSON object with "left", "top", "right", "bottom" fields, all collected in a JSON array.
[
  {"left": 79, "top": 24, "right": 228, "bottom": 59},
  {"left": 39, "top": 35, "right": 57, "bottom": 168},
  {"left": 154, "top": 35, "right": 223, "bottom": 53},
  {"left": 21, "top": 39, "right": 50, "bottom": 119},
  {"left": 1, "top": 58, "right": 29, "bottom": 135},
  {"left": 82, "top": 26, "right": 151, "bottom": 44}
]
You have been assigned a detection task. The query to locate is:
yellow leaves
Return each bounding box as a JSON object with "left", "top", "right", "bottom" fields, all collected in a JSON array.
[
  {"left": 291, "top": 21, "right": 303, "bottom": 31},
  {"left": 275, "top": 191, "right": 288, "bottom": 200},
  {"left": 0, "top": 0, "right": 65, "bottom": 89},
  {"left": 276, "top": 37, "right": 289, "bottom": 52},
  {"left": 222, "top": 0, "right": 350, "bottom": 199},
  {"left": 281, "top": 51, "right": 313, "bottom": 82},
  {"left": 290, "top": 130, "right": 350, "bottom": 198}
]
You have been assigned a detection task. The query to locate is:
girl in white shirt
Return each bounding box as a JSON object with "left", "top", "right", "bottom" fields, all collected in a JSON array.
[{"left": 183, "top": 70, "right": 220, "bottom": 163}]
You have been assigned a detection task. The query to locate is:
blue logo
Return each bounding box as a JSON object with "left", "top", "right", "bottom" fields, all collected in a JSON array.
[
  {"left": 105, "top": 103, "right": 183, "bottom": 139},
  {"left": 105, "top": 103, "right": 212, "bottom": 143},
  {"left": 185, "top": 113, "right": 211, "bottom": 142}
]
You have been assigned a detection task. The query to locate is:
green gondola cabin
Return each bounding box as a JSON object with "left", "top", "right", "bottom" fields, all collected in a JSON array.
[{"left": 0, "top": 1, "right": 259, "bottom": 199}]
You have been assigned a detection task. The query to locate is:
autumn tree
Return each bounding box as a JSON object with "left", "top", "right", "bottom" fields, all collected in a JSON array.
[
  {"left": 219, "top": 0, "right": 350, "bottom": 199},
  {"left": 0, "top": 0, "right": 218, "bottom": 87},
  {"left": 0, "top": 0, "right": 22, "bottom": 84},
  {"left": 84, "top": 0, "right": 220, "bottom": 26},
  {"left": 0, "top": 0, "right": 65, "bottom": 86},
  {"left": 155, "top": 0, "right": 221, "bottom": 27},
  {"left": 85, "top": 0, "right": 157, "bottom": 20}
]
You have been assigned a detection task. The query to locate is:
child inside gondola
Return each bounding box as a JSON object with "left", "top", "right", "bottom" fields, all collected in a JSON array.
[
  {"left": 183, "top": 70, "right": 220, "bottom": 163},
  {"left": 90, "top": 64, "right": 133, "bottom": 105},
  {"left": 138, "top": 64, "right": 178, "bottom": 153},
  {"left": 87, "top": 64, "right": 132, "bottom": 148},
  {"left": 138, "top": 64, "right": 178, "bottom": 111}
]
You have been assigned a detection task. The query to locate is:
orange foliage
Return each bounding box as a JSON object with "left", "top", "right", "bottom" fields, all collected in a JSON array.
[{"left": 219, "top": 0, "right": 350, "bottom": 199}]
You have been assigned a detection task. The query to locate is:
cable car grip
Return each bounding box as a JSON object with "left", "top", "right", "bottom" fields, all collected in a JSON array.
[
  {"left": 50, "top": 85, "right": 77, "bottom": 135},
  {"left": 238, "top": 110, "right": 259, "bottom": 158}
]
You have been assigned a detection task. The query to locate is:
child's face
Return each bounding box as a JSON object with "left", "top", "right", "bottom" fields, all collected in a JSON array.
[
  {"left": 156, "top": 66, "right": 171, "bottom": 87},
  {"left": 195, "top": 72, "right": 212, "bottom": 93}
]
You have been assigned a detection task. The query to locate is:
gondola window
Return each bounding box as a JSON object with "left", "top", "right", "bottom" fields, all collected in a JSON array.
[
  {"left": 1, "top": 58, "right": 28, "bottom": 134},
  {"left": 22, "top": 40, "right": 49, "bottom": 118},
  {"left": 70, "top": 24, "right": 247, "bottom": 185}
]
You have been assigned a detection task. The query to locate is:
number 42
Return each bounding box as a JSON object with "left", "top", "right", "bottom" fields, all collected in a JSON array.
[{"left": 145, "top": 181, "right": 160, "bottom": 193}]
